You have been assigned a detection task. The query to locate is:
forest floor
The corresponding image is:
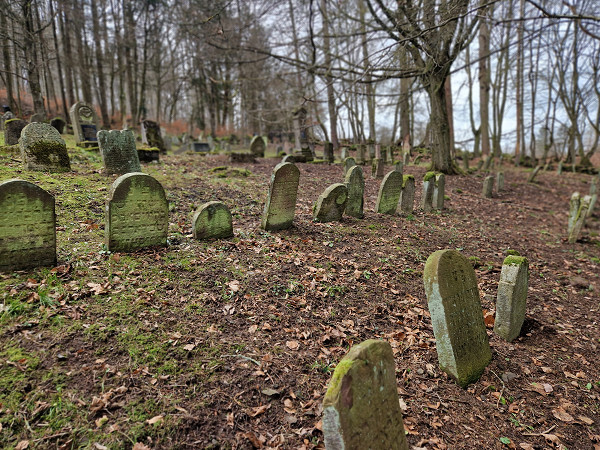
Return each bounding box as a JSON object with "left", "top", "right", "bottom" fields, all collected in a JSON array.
[{"left": 0, "top": 136, "right": 599, "bottom": 450}]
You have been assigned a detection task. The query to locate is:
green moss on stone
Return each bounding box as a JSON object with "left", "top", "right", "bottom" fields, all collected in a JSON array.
[
  {"left": 423, "top": 171, "right": 436, "bottom": 182},
  {"left": 402, "top": 174, "right": 414, "bottom": 188},
  {"left": 503, "top": 255, "right": 527, "bottom": 266},
  {"left": 506, "top": 249, "right": 521, "bottom": 256}
]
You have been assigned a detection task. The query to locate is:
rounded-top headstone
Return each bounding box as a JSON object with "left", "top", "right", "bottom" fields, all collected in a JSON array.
[
  {"left": 4, "top": 118, "right": 28, "bottom": 146},
  {"left": 19, "top": 123, "right": 71, "bottom": 172},
  {"left": 376, "top": 170, "right": 403, "bottom": 214},
  {"left": 281, "top": 154, "right": 296, "bottom": 164},
  {"left": 250, "top": 135, "right": 266, "bottom": 157},
  {"left": 261, "top": 162, "right": 301, "bottom": 231},
  {"left": 313, "top": 183, "right": 348, "bottom": 223},
  {"left": 192, "top": 201, "right": 234, "bottom": 240}
]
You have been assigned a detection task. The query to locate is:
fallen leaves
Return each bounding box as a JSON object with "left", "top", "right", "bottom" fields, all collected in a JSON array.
[{"left": 146, "top": 415, "right": 164, "bottom": 425}]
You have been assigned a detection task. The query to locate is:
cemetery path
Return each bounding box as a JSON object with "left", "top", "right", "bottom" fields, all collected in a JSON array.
[{"left": 1, "top": 149, "right": 599, "bottom": 449}]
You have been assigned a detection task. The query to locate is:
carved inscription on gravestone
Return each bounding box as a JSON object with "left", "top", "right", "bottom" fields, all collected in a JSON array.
[
  {"left": 0, "top": 180, "right": 56, "bottom": 271},
  {"left": 105, "top": 173, "right": 168, "bottom": 252},
  {"left": 261, "top": 162, "right": 300, "bottom": 231},
  {"left": 98, "top": 129, "right": 141, "bottom": 175},
  {"left": 69, "top": 101, "right": 99, "bottom": 144},
  {"left": 376, "top": 170, "right": 403, "bottom": 215},
  {"left": 193, "top": 201, "right": 234, "bottom": 240},
  {"left": 344, "top": 165, "right": 364, "bottom": 219}
]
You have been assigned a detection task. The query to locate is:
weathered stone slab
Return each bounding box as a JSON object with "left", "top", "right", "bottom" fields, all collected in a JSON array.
[
  {"left": 568, "top": 192, "right": 591, "bottom": 244},
  {"left": 399, "top": 175, "right": 415, "bottom": 214},
  {"left": 344, "top": 165, "right": 364, "bottom": 219},
  {"left": 322, "top": 339, "right": 409, "bottom": 450},
  {"left": 0, "top": 179, "right": 56, "bottom": 271},
  {"left": 141, "top": 120, "right": 166, "bottom": 153},
  {"left": 69, "top": 101, "right": 99, "bottom": 145},
  {"left": 494, "top": 256, "right": 529, "bottom": 342},
  {"left": 376, "top": 171, "right": 403, "bottom": 214},
  {"left": 373, "top": 158, "right": 384, "bottom": 179},
  {"left": 340, "top": 147, "right": 348, "bottom": 160},
  {"left": 343, "top": 157, "right": 356, "bottom": 176},
  {"left": 323, "top": 141, "right": 334, "bottom": 163},
  {"left": 98, "top": 129, "right": 141, "bottom": 175},
  {"left": 482, "top": 155, "right": 494, "bottom": 171},
  {"left": 20, "top": 123, "right": 71, "bottom": 172},
  {"left": 4, "top": 118, "right": 28, "bottom": 145},
  {"left": 394, "top": 161, "right": 403, "bottom": 174},
  {"left": 229, "top": 152, "right": 256, "bottom": 163},
  {"left": 433, "top": 173, "right": 445, "bottom": 210},
  {"left": 261, "top": 162, "right": 300, "bottom": 231},
  {"left": 356, "top": 144, "right": 365, "bottom": 165},
  {"left": 424, "top": 249, "right": 492, "bottom": 388},
  {"left": 496, "top": 172, "right": 504, "bottom": 192},
  {"left": 192, "top": 201, "right": 233, "bottom": 240},
  {"left": 105, "top": 173, "right": 168, "bottom": 252},
  {"left": 421, "top": 172, "right": 435, "bottom": 212},
  {"left": 250, "top": 135, "right": 266, "bottom": 157},
  {"left": 482, "top": 176, "right": 494, "bottom": 198},
  {"left": 313, "top": 183, "right": 347, "bottom": 222},
  {"left": 402, "top": 152, "right": 410, "bottom": 166}
]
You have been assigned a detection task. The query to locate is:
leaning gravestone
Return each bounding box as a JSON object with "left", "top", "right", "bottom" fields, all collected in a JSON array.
[
  {"left": 482, "top": 155, "right": 494, "bottom": 171},
  {"left": 69, "top": 101, "right": 100, "bottom": 146},
  {"left": 375, "top": 171, "right": 403, "bottom": 215},
  {"left": 433, "top": 173, "right": 445, "bottom": 210},
  {"left": 528, "top": 165, "right": 542, "bottom": 183},
  {"left": 322, "top": 339, "right": 408, "bottom": 450},
  {"left": 482, "top": 176, "right": 494, "bottom": 198},
  {"left": 98, "top": 129, "right": 141, "bottom": 175},
  {"left": 192, "top": 201, "right": 234, "bottom": 240},
  {"left": 50, "top": 117, "right": 66, "bottom": 134},
  {"left": 567, "top": 192, "right": 591, "bottom": 244},
  {"left": 105, "top": 173, "right": 168, "bottom": 252},
  {"left": 4, "top": 118, "right": 28, "bottom": 145},
  {"left": 250, "top": 135, "right": 266, "bottom": 157},
  {"left": 424, "top": 249, "right": 492, "bottom": 387},
  {"left": 402, "top": 152, "right": 410, "bottom": 166},
  {"left": 261, "top": 162, "right": 300, "bottom": 231},
  {"left": 0, "top": 179, "right": 56, "bottom": 271},
  {"left": 313, "top": 183, "right": 348, "bottom": 222},
  {"left": 344, "top": 165, "right": 364, "bottom": 219},
  {"left": 399, "top": 175, "right": 415, "bottom": 214},
  {"left": 140, "top": 120, "right": 167, "bottom": 153},
  {"left": 494, "top": 256, "right": 529, "bottom": 342},
  {"left": 20, "top": 123, "right": 71, "bottom": 172},
  {"left": 421, "top": 172, "right": 435, "bottom": 212}
]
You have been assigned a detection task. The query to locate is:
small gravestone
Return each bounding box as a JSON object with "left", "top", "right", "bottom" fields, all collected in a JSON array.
[
  {"left": 2, "top": 110, "right": 15, "bottom": 131},
  {"left": 356, "top": 144, "right": 365, "bottom": 165},
  {"left": 557, "top": 161, "right": 564, "bottom": 175},
  {"left": 494, "top": 256, "right": 529, "bottom": 342},
  {"left": 482, "top": 176, "right": 494, "bottom": 198},
  {"left": 250, "top": 135, "right": 266, "bottom": 157},
  {"left": 413, "top": 154, "right": 422, "bottom": 165},
  {"left": 192, "top": 201, "right": 233, "bottom": 240},
  {"left": 4, "top": 118, "right": 28, "bottom": 145},
  {"left": 344, "top": 165, "right": 364, "bottom": 219},
  {"left": 462, "top": 153, "right": 470, "bottom": 170},
  {"left": 281, "top": 154, "right": 296, "bottom": 164},
  {"left": 138, "top": 147, "right": 160, "bottom": 162},
  {"left": 323, "top": 141, "right": 334, "bottom": 163},
  {"left": 105, "top": 173, "right": 168, "bottom": 252},
  {"left": 496, "top": 172, "right": 504, "bottom": 192},
  {"left": 433, "top": 173, "right": 445, "bottom": 210},
  {"left": 402, "top": 152, "right": 410, "bottom": 166},
  {"left": 340, "top": 147, "right": 348, "bottom": 160},
  {"left": 313, "top": 183, "right": 347, "bottom": 222},
  {"left": 476, "top": 159, "right": 484, "bottom": 171},
  {"left": 394, "top": 161, "right": 403, "bottom": 174},
  {"left": 69, "top": 101, "right": 100, "bottom": 146},
  {"left": 568, "top": 193, "right": 591, "bottom": 244},
  {"left": 20, "top": 123, "right": 71, "bottom": 172},
  {"left": 376, "top": 171, "right": 403, "bottom": 214},
  {"left": 386, "top": 146, "right": 394, "bottom": 164},
  {"left": 229, "top": 152, "right": 256, "bottom": 163},
  {"left": 141, "top": 120, "right": 167, "bottom": 153},
  {"left": 589, "top": 178, "right": 598, "bottom": 217},
  {"left": 50, "top": 117, "right": 66, "bottom": 134},
  {"left": 261, "top": 162, "right": 300, "bottom": 231},
  {"left": 193, "top": 142, "right": 210, "bottom": 152},
  {"left": 0, "top": 179, "right": 56, "bottom": 271},
  {"left": 98, "top": 129, "right": 141, "bottom": 175},
  {"left": 374, "top": 158, "right": 384, "bottom": 179},
  {"left": 399, "top": 175, "right": 415, "bottom": 214},
  {"left": 424, "top": 249, "right": 492, "bottom": 387},
  {"left": 528, "top": 165, "right": 542, "bottom": 183},
  {"left": 343, "top": 157, "right": 356, "bottom": 176},
  {"left": 482, "top": 155, "right": 494, "bottom": 171},
  {"left": 322, "top": 339, "right": 409, "bottom": 450},
  {"left": 421, "top": 172, "right": 435, "bottom": 212}
]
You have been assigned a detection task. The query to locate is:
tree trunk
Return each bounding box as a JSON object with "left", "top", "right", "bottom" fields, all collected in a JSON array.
[
  {"left": 22, "top": 0, "right": 45, "bottom": 115},
  {"left": 321, "top": 0, "right": 339, "bottom": 150},
  {"left": 0, "top": 9, "right": 16, "bottom": 111},
  {"left": 49, "top": 0, "right": 69, "bottom": 120},
  {"left": 427, "top": 73, "right": 456, "bottom": 174},
  {"left": 478, "top": 0, "right": 490, "bottom": 156},
  {"left": 90, "top": 0, "right": 110, "bottom": 127}
]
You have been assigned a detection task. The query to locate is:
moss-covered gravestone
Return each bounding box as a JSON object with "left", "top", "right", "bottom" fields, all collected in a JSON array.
[
  {"left": 261, "top": 162, "right": 300, "bottom": 231},
  {"left": 356, "top": 144, "right": 365, "bottom": 165},
  {"left": 98, "top": 129, "right": 141, "bottom": 175},
  {"left": 344, "top": 165, "right": 364, "bottom": 219},
  {"left": 250, "top": 135, "right": 266, "bottom": 157},
  {"left": 192, "top": 201, "right": 233, "bottom": 240},
  {"left": 0, "top": 180, "right": 56, "bottom": 271},
  {"left": 343, "top": 157, "right": 356, "bottom": 176},
  {"left": 69, "top": 101, "right": 99, "bottom": 146},
  {"left": 313, "top": 183, "right": 347, "bottom": 222},
  {"left": 375, "top": 171, "right": 403, "bottom": 215},
  {"left": 424, "top": 250, "right": 492, "bottom": 388},
  {"left": 105, "top": 173, "right": 168, "bottom": 252},
  {"left": 567, "top": 192, "right": 591, "bottom": 244},
  {"left": 20, "top": 123, "right": 71, "bottom": 172},
  {"left": 399, "top": 175, "right": 415, "bottom": 214},
  {"left": 421, "top": 172, "right": 435, "bottom": 212},
  {"left": 4, "top": 118, "right": 28, "bottom": 145},
  {"left": 494, "top": 256, "right": 529, "bottom": 342},
  {"left": 432, "top": 173, "right": 445, "bottom": 210},
  {"left": 322, "top": 339, "right": 408, "bottom": 450},
  {"left": 482, "top": 176, "right": 494, "bottom": 198}
]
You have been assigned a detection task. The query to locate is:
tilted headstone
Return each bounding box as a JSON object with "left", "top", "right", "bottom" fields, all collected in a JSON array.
[
  {"left": 323, "top": 141, "right": 334, "bottom": 163},
  {"left": 261, "top": 162, "right": 300, "bottom": 231},
  {"left": 313, "top": 183, "right": 348, "bottom": 222},
  {"left": 192, "top": 201, "right": 233, "bottom": 240},
  {"left": 50, "top": 117, "right": 66, "bottom": 134},
  {"left": 250, "top": 135, "right": 266, "bottom": 157},
  {"left": 567, "top": 192, "right": 591, "bottom": 244},
  {"left": 528, "top": 165, "right": 542, "bottom": 183},
  {"left": 421, "top": 172, "right": 435, "bottom": 212},
  {"left": 344, "top": 165, "right": 364, "bottom": 219},
  {"left": 496, "top": 172, "right": 504, "bottom": 192},
  {"left": 494, "top": 256, "right": 529, "bottom": 342},
  {"left": 433, "top": 173, "right": 445, "bottom": 210},
  {"left": 557, "top": 161, "right": 564, "bottom": 175},
  {"left": 424, "top": 249, "right": 492, "bottom": 387},
  {"left": 482, "top": 155, "right": 493, "bottom": 171},
  {"left": 20, "top": 123, "right": 71, "bottom": 172},
  {"left": 69, "top": 101, "right": 100, "bottom": 145},
  {"left": 4, "top": 118, "right": 28, "bottom": 145},
  {"left": 105, "top": 173, "right": 168, "bottom": 252},
  {"left": 322, "top": 339, "right": 409, "bottom": 450},
  {"left": 140, "top": 120, "right": 166, "bottom": 153},
  {"left": 482, "top": 176, "right": 494, "bottom": 198},
  {"left": 399, "top": 175, "right": 415, "bottom": 214},
  {"left": 376, "top": 171, "right": 403, "bottom": 215},
  {"left": 343, "top": 157, "right": 356, "bottom": 176},
  {"left": 98, "top": 130, "right": 141, "bottom": 175},
  {"left": 0, "top": 180, "right": 56, "bottom": 271},
  {"left": 588, "top": 177, "right": 598, "bottom": 217}
]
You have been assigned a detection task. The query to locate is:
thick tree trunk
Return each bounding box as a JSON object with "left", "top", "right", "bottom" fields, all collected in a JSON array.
[
  {"left": 0, "top": 10, "right": 16, "bottom": 111},
  {"left": 22, "top": 1, "right": 45, "bottom": 115},
  {"left": 49, "top": 0, "right": 69, "bottom": 120},
  {"left": 427, "top": 73, "right": 457, "bottom": 174},
  {"left": 479, "top": 1, "right": 490, "bottom": 156},
  {"left": 90, "top": 0, "right": 110, "bottom": 128}
]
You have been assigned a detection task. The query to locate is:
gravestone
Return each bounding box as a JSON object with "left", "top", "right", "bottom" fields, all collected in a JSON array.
[
  {"left": 141, "top": 120, "right": 166, "bottom": 153},
  {"left": 229, "top": 152, "right": 256, "bottom": 163},
  {"left": 50, "top": 117, "right": 66, "bottom": 134},
  {"left": 413, "top": 154, "right": 422, "bottom": 165},
  {"left": 567, "top": 193, "right": 591, "bottom": 244},
  {"left": 421, "top": 172, "right": 435, "bottom": 212},
  {"left": 340, "top": 147, "right": 348, "bottom": 160},
  {"left": 376, "top": 171, "right": 403, "bottom": 215},
  {"left": 105, "top": 173, "right": 168, "bottom": 252},
  {"left": 69, "top": 101, "right": 100, "bottom": 146},
  {"left": 482, "top": 176, "right": 494, "bottom": 198},
  {"left": 322, "top": 339, "right": 409, "bottom": 450},
  {"left": 344, "top": 165, "right": 364, "bottom": 219},
  {"left": 424, "top": 249, "right": 492, "bottom": 388},
  {"left": 394, "top": 161, "right": 403, "bottom": 173},
  {"left": 589, "top": 178, "right": 598, "bottom": 217},
  {"left": 323, "top": 141, "right": 334, "bottom": 163},
  {"left": 281, "top": 154, "right": 296, "bottom": 164},
  {"left": 293, "top": 107, "right": 313, "bottom": 161},
  {"left": 374, "top": 158, "right": 384, "bottom": 179},
  {"left": 261, "top": 162, "right": 300, "bottom": 231},
  {"left": 399, "top": 175, "right": 415, "bottom": 214},
  {"left": 97, "top": 129, "right": 141, "bottom": 175},
  {"left": 1, "top": 110, "right": 15, "bottom": 131},
  {"left": 193, "top": 142, "right": 210, "bottom": 152},
  {"left": 356, "top": 144, "right": 365, "bottom": 165},
  {"left": 528, "top": 165, "right": 542, "bottom": 183},
  {"left": 367, "top": 143, "right": 375, "bottom": 162},
  {"left": 138, "top": 147, "right": 160, "bottom": 162},
  {"left": 30, "top": 113, "right": 46, "bottom": 123},
  {"left": 433, "top": 173, "right": 445, "bottom": 210},
  {"left": 496, "top": 172, "right": 504, "bottom": 192},
  {"left": 0, "top": 179, "right": 56, "bottom": 271},
  {"left": 476, "top": 159, "right": 484, "bottom": 171},
  {"left": 343, "top": 157, "right": 356, "bottom": 176},
  {"left": 557, "top": 161, "right": 564, "bottom": 175},
  {"left": 386, "top": 146, "right": 394, "bottom": 164},
  {"left": 482, "top": 155, "right": 494, "bottom": 171},
  {"left": 313, "top": 183, "right": 348, "bottom": 222},
  {"left": 192, "top": 201, "right": 234, "bottom": 240},
  {"left": 4, "top": 118, "right": 28, "bottom": 145},
  {"left": 250, "top": 135, "right": 266, "bottom": 157},
  {"left": 494, "top": 256, "right": 529, "bottom": 342},
  {"left": 402, "top": 152, "right": 410, "bottom": 166},
  {"left": 462, "top": 153, "right": 469, "bottom": 170},
  {"left": 20, "top": 123, "right": 71, "bottom": 172}
]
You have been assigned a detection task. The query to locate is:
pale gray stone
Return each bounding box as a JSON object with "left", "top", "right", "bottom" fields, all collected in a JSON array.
[
  {"left": 494, "top": 256, "right": 529, "bottom": 342},
  {"left": 313, "top": 183, "right": 347, "bottom": 222},
  {"left": 568, "top": 193, "right": 591, "bottom": 244},
  {"left": 344, "top": 165, "right": 364, "bottom": 219},
  {"left": 69, "top": 101, "right": 99, "bottom": 145},
  {"left": 433, "top": 173, "right": 445, "bottom": 210},
  {"left": 343, "top": 157, "right": 356, "bottom": 176},
  {"left": 421, "top": 172, "right": 435, "bottom": 212},
  {"left": 482, "top": 176, "right": 494, "bottom": 198},
  {"left": 496, "top": 172, "right": 504, "bottom": 192},
  {"left": 250, "top": 135, "right": 266, "bottom": 157}
]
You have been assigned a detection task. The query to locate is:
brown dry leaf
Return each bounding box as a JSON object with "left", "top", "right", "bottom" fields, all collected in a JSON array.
[
  {"left": 578, "top": 415, "right": 594, "bottom": 425},
  {"left": 15, "top": 441, "right": 29, "bottom": 450},
  {"left": 482, "top": 310, "right": 495, "bottom": 327},
  {"left": 284, "top": 398, "right": 296, "bottom": 414},
  {"left": 286, "top": 340, "right": 300, "bottom": 350},
  {"left": 146, "top": 415, "right": 164, "bottom": 425},
  {"left": 93, "top": 444, "right": 108, "bottom": 450},
  {"left": 553, "top": 408, "right": 574, "bottom": 422},
  {"left": 248, "top": 404, "right": 270, "bottom": 417},
  {"left": 207, "top": 324, "right": 219, "bottom": 333},
  {"left": 228, "top": 280, "right": 240, "bottom": 292},
  {"left": 248, "top": 324, "right": 258, "bottom": 334},
  {"left": 542, "top": 434, "right": 561, "bottom": 445},
  {"left": 132, "top": 444, "right": 151, "bottom": 450},
  {"left": 227, "top": 412, "right": 234, "bottom": 427},
  {"left": 243, "top": 431, "right": 265, "bottom": 448},
  {"left": 183, "top": 343, "right": 196, "bottom": 351},
  {"left": 519, "top": 444, "right": 534, "bottom": 450}
]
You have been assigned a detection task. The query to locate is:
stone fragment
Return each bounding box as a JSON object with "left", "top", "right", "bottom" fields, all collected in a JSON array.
[
  {"left": 313, "top": 183, "right": 347, "bottom": 222},
  {"left": 344, "top": 165, "right": 364, "bottom": 219},
  {"left": 421, "top": 172, "right": 435, "bottom": 212},
  {"left": 261, "top": 162, "right": 300, "bottom": 231},
  {"left": 376, "top": 171, "right": 403, "bottom": 215},
  {"left": 494, "top": 256, "right": 529, "bottom": 342},
  {"left": 482, "top": 176, "right": 494, "bottom": 198},
  {"left": 98, "top": 129, "right": 141, "bottom": 175},
  {"left": 399, "top": 175, "right": 415, "bottom": 214},
  {"left": 322, "top": 339, "right": 409, "bottom": 450},
  {"left": 567, "top": 192, "right": 591, "bottom": 244},
  {"left": 19, "top": 123, "right": 71, "bottom": 172},
  {"left": 4, "top": 118, "right": 28, "bottom": 145},
  {"left": 192, "top": 201, "right": 233, "bottom": 240},
  {"left": 424, "top": 249, "right": 492, "bottom": 388},
  {"left": 250, "top": 135, "right": 266, "bottom": 157}
]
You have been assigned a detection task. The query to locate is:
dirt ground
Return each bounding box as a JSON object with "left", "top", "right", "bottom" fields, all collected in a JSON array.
[{"left": 1, "top": 145, "right": 599, "bottom": 450}]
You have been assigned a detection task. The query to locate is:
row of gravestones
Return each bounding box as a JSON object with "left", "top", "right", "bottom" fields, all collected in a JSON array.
[{"left": 322, "top": 249, "right": 529, "bottom": 448}]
